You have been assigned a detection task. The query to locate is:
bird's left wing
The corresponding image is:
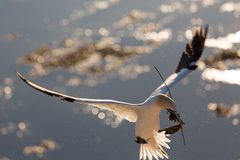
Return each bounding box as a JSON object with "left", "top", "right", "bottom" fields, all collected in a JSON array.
[
  {"left": 150, "top": 25, "right": 208, "bottom": 97},
  {"left": 16, "top": 72, "right": 138, "bottom": 123}
]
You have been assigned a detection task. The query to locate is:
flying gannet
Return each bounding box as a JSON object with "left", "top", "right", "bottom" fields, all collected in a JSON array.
[{"left": 17, "top": 25, "right": 208, "bottom": 160}]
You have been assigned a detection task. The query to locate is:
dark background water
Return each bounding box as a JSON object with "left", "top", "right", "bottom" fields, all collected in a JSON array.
[{"left": 0, "top": 0, "right": 239, "bottom": 160}]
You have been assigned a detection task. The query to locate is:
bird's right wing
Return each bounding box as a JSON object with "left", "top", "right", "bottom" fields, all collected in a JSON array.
[
  {"left": 16, "top": 72, "right": 139, "bottom": 123},
  {"left": 150, "top": 25, "right": 208, "bottom": 97}
]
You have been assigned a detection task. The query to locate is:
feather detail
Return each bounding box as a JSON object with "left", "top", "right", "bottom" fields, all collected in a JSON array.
[
  {"left": 150, "top": 25, "right": 208, "bottom": 96},
  {"left": 139, "top": 131, "right": 170, "bottom": 160},
  {"left": 175, "top": 25, "right": 208, "bottom": 73}
]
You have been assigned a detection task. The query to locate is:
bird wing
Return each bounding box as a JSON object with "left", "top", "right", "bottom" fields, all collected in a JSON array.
[
  {"left": 150, "top": 25, "right": 208, "bottom": 97},
  {"left": 16, "top": 72, "right": 138, "bottom": 123}
]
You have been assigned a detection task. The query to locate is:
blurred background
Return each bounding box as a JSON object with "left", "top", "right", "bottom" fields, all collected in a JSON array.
[{"left": 0, "top": 0, "right": 239, "bottom": 159}]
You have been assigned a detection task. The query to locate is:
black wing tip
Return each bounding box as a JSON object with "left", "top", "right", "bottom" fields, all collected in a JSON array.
[
  {"left": 175, "top": 25, "right": 208, "bottom": 73},
  {"left": 203, "top": 24, "right": 209, "bottom": 38},
  {"left": 16, "top": 71, "right": 35, "bottom": 88},
  {"left": 16, "top": 70, "right": 77, "bottom": 103},
  {"left": 16, "top": 70, "right": 29, "bottom": 84}
]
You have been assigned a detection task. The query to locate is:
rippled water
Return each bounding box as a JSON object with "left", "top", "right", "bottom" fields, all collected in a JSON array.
[{"left": 0, "top": 0, "right": 239, "bottom": 160}]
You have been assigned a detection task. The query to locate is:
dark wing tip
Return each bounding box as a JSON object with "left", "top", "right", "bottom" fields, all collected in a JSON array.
[
  {"left": 16, "top": 71, "right": 76, "bottom": 103},
  {"left": 175, "top": 25, "right": 208, "bottom": 73},
  {"left": 16, "top": 70, "right": 29, "bottom": 84}
]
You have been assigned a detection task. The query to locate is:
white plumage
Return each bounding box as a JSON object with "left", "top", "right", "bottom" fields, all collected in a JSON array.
[{"left": 17, "top": 26, "right": 208, "bottom": 160}]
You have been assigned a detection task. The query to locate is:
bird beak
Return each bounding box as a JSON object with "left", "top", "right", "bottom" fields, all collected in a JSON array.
[
  {"left": 167, "top": 109, "right": 184, "bottom": 125},
  {"left": 166, "top": 109, "right": 186, "bottom": 145},
  {"left": 167, "top": 103, "right": 176, "bottom": 112}
]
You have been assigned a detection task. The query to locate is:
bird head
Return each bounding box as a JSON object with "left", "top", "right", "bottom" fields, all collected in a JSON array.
[{"left": 155, "top": 94, "right": 176, "bottom": 111}]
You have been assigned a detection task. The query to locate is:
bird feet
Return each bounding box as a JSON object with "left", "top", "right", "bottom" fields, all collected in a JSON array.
[
  {"left": 135, "top": 136, "right": 148, "bottom": 144},
  {"left": 159, "top": 124, "right": 182, "bottom": 134}
]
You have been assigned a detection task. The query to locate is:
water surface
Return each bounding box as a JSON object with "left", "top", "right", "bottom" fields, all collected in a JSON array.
[{"left": 0, "top": 0, "right": 239, "bottom": 160}]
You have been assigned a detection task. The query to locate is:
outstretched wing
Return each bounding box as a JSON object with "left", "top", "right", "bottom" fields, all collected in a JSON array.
[
  {"left": 16, "top": 72, "right": 138, "bottom": 122},
  {"left": 150, "top": 25, "right": 208, "bottom": 96}
]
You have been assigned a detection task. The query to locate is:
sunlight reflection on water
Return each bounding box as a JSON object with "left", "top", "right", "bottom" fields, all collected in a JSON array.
[
  {"left": 23, "top": 139, "right": 58, "bottom": 157},
  {"left": 0, "top": 0, "right": 240, "bottom": 159},
  {"left": 82, "top": 106, "right": 123, "bottom": 128},
  {"left": 208, "top": 103, "right": 240, "bottom": 126},
  {"left": 205, "top": 30, "right": 240, "bottom": 49},
  {"left": 0, "top": 121, "right": 30, "bottom": 138},
  {"left": 220, "top": 1, "right": 240, "bottom": 17},
  {"left": 202, "top": 68, "right": 240, "bottom": 85}
]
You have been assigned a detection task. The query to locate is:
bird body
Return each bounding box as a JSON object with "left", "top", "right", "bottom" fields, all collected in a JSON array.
[
  {"left": 136, "top": 105, "right": 160, "bottom": 140},
  {"left": 17, "top": 26, "right": 208, "bottom": 160},
  {"left": 134, "top": 95, "right": 176, "bottom": 160},
  {"left": 135, "top": 94, "right": 176, "bottom": 140}
]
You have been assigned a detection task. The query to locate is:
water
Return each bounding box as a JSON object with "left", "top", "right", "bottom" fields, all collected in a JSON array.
[{"left": 0, "top": 0, "right": 239, "bottom": 160}]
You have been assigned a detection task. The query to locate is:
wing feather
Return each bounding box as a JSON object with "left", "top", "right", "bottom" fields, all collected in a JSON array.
[
  {"left": 150, "top": 25, "right": 208, "bottom": 96},
  {"left": 16, "top": 71, "right": 138, "bottom": 122}
]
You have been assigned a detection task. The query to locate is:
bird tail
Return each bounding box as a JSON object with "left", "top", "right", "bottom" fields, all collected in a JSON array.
[{"left": 139, "top": 131, "right": 170, "bottom": 160}]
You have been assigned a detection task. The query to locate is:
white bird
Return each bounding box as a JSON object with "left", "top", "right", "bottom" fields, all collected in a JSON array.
[{"left": 17, "top": 26, "right": 208, "bottom": 160}]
